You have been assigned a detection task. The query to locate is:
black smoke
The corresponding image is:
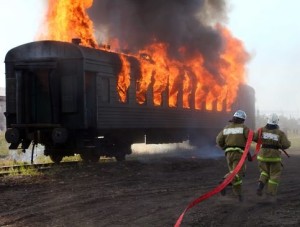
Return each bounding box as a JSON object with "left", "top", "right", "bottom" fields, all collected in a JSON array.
[{"left": 88, "top": 0, "right": 228, "bottom": 74}]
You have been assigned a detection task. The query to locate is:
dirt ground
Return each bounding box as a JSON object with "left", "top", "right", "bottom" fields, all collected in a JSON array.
[{"left": 0, "top": 144, "right": 300, "bottom": 227}]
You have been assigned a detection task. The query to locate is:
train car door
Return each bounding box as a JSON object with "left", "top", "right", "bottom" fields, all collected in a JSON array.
[
  {"left": 84, "top": 72, "right": 96, "bottom": 128},
  {"left": 15, "top": 67, "right": 55, "bottom": 124}
]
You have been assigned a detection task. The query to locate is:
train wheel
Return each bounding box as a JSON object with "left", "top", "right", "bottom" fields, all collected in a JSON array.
[
  {"left": 80, "top": 150, "right": 100, "bottom": 163},
  {"left": 50, "top": 154, "right": 63, "bottom": 164}
]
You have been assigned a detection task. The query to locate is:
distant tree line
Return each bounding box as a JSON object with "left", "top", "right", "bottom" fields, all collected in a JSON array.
[{"left": 256, "top": 111, "right": 300, "bottom": 135}]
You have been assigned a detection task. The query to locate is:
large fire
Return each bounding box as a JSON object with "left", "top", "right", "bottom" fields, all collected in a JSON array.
[
  {"left": 37, "top": 0, "right": 249, "bottom": 111},
  {"left": 37, "top": 0, "right": 97, "bottom": 47}
]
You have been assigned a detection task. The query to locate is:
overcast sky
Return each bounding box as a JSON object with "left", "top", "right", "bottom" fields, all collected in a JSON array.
[
  {"left": 1, "top": 0, "right": 299, "bottom": 117},
  {"left": 227, "top": 0, "right": 300, "bottom": 117},
  {"left": 0, "top": 0, "right": 45, "bottom": 89}
]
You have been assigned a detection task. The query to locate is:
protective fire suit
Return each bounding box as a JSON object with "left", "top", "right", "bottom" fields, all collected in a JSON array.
[
  {"left": 216, "top": 122, "right": 251, "bottom": 196},
  {"left": 253, "top": 125, "right": 291, "bottom": 196}
]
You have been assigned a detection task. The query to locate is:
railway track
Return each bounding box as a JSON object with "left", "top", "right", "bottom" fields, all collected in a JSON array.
[{"left": 0, "top": 161, "right": 80, "bottom": 177}]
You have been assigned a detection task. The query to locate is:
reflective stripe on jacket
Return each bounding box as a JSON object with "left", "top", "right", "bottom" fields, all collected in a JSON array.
[
  {"left": 216, "top": 123, "right": 249, "bottom": 151},
  {"left": 225, "top": 147, "right": 244, "bottom": 153}
]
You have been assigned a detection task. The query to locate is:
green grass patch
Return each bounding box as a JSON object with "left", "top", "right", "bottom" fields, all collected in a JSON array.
[
  {"left": 8, "top": 165, "right": 40, "bottom": 176},
  {"left": 0, "top": 131, "right": 9, "bottom": 157},
  {"left": 0, "top": 163, "right": 40, "bottom": 176}
]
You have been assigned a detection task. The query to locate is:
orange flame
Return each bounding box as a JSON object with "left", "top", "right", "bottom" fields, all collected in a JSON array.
[
  {"left": 37, "top": 0, "right": 97, "bottom": 48},
  {"left": 218, "top": 25, "right": 250, "bottom": 111},
  {"left": 37, "top": 1, "right": 249, "bottom": 112},
  {"left": 117, "top": 55, "right": 131, "bottom": 103},
  {"left": 134, "top": 25, "right": 249, "bottom": 111},
  {"left": 136, "top": 43, "right": 169, "bottom": 106}
]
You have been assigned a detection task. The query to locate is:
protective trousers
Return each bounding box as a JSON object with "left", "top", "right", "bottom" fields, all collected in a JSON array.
[
  {"left": 258, "top": 161, "right": 282, "bottom": 196},
  {"left": 224, "top": 151, "right": 246, "bottom": 196}
]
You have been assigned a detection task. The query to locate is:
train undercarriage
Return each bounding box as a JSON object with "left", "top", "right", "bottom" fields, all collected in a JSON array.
[{"left": 5, "top": 126, "right": 132, "bottom": 164}]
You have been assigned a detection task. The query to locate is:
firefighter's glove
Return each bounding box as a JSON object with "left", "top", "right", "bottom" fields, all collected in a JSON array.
[{"left": 247, "top": 152, "right": 253, "bottom": 162}]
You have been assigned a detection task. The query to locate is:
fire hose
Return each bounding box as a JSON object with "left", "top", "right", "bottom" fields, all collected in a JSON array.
[
  {"left": 251, "top": 127, "right": 262, "bottom": 160},
  {"left": 174, "top": 130, "right": 254, "bottom": 227}
]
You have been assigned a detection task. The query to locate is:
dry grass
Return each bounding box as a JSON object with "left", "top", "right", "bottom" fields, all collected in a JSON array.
[
  {"left": 288, "top": 134, "right": 300, "bottom": 154},
  {"left": 0, "top": 131, "right": 9, "bottom": 157},
  {"left": 1, "top": 132, "right": 299, "bottom": 166}
]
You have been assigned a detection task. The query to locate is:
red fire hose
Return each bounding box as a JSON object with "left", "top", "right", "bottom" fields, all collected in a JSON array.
[
  {"left": 251, "top": 127, "right": 262, "bottom": 160},
  {"left": 174, "top": 130, "right": 254, "bottom": 227}
]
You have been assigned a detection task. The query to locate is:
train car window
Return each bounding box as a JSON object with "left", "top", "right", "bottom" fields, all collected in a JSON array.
[
  {"left": 102, "top": 78, "right": 110, "bottom": 103},
  {"left": 117, "top": 86, "right": 129, "bottom": 104},
  {"left": 85, "top": 72, "right": 96, "bottom": 127},
  {"left": 96, "top": 76, "right": 110, "bottom": 103},
  {"left": 136, "top": 80, "right": 148, "bottom": 106},
  {"left": 33, "top": 70, "right": 52, "bottom": 123},
  {"left": 15, "top": 69, "right": 53, "bottom": 123}
]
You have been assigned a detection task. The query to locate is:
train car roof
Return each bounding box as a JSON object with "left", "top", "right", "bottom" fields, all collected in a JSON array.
[{"left": 5, "top": 40, "right": 120, "bottom": 63}]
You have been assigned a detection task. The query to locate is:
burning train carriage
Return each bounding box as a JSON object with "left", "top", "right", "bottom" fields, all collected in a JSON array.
[{"left": 4, "top": 40, "right": 255, "bottom": 163}]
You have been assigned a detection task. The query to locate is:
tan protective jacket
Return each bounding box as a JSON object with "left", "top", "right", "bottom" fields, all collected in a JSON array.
[
  {"left": 216, "top": 123, "right": 250, "bottom": 152},
  {"left": 253, "top": 126, "right": 291, "bottom": 162}
]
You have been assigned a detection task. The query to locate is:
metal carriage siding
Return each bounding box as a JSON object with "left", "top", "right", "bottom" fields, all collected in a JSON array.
[
  {"left": 5, "top": 41, "right": 83, "bottom": 124},
  {"left": 4, "top": 40, "right": 255, "bottom": 162},
  {"left": 4, "top": 40, "right": 121, "bottom": 129},
  {"left": 4, "top": 41, "right": 128, "bottom": 161}
]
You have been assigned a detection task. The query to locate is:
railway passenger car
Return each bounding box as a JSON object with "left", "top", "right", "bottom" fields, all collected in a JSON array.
[{"left": 4, "top": 40, "right": 255, "bottom": 163}]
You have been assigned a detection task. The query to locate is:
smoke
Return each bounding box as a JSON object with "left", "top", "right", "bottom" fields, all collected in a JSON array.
[
  {"left": 7, "top": 145, "right": 45, "bottom": 163},
  {"left": 131, "top": 141, "right": 223, "bottom": 162},
  {"left": 88, "top": 0, "right": 228, "bottom": 74}
]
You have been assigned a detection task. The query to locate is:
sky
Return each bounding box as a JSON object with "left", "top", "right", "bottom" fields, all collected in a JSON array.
[
  {"left": 0, "top": 0, "right": 46, "bottom": 88},
  {"left": 227, "top": 0, "right": 300, "bottom": 117},
  {"left": 0, "top": 0, "right": 299, "bottom": 117}
]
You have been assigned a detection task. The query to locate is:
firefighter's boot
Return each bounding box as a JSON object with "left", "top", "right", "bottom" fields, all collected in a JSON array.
[{"left": 256, "top": 181, "right": 264, "bottom": 196}]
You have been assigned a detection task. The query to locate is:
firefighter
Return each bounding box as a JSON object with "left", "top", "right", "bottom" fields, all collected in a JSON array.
[
  {"left": 253, "top": 113, "right": 291, "bottom": 200},
  {"left": 216, "top": 110, "right": 252, "bottom": 202}
]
